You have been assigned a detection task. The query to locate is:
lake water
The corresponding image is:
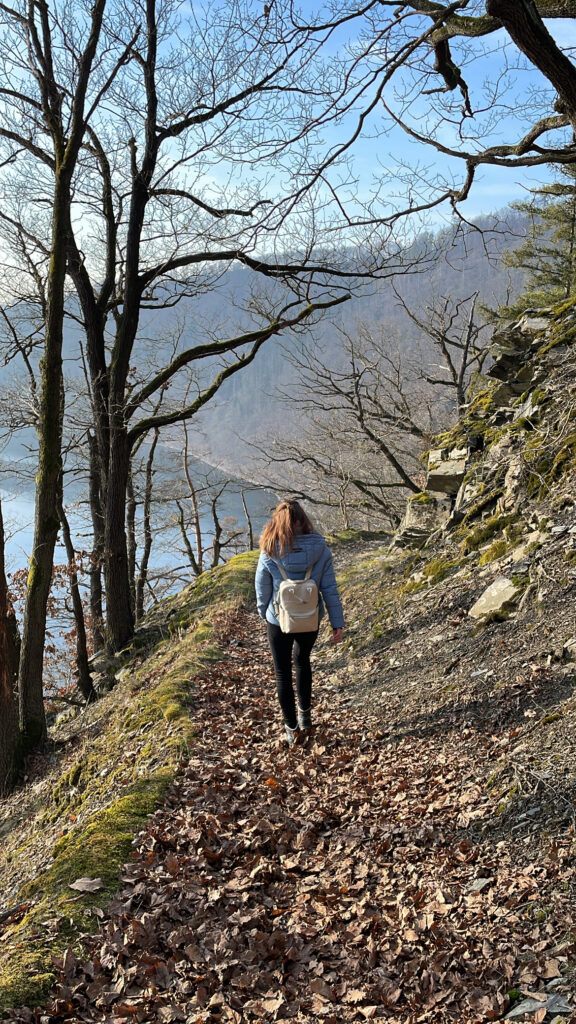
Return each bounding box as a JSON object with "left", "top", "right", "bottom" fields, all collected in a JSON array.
[
  {"left": 1, "top": 473, "right": 275, "bottom": 680},
  {"left": 1, "top": 481, "right": 273, "bottom": 576}
]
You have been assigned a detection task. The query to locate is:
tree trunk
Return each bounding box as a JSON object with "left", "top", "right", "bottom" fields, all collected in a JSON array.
[
  {"left": 59, "top": 503, "right": 96, "bottom": 704},
  {"left": 135, "top": 429, "right": 159, "bottom": 622},
  {"left": 105, "top": 426, "right": 134, "bottom": 652},
  {"left": 210, "top": 499, "right": 223, "bottom": 569},
  {"left": 0, "top": 499, "right": 21, "bottom": 795},
  {"left": 127, "top": 469, "right": 137, "bottom": 615},
  {"left": 88, "top": 432, "right": 106, "bottom": 651},
  {"left": 241, "top": 491, "right": 254, "bottom": 550},
  {"left": 18, "top": 173, "right": 70, "bottom": 749},
  {"left": 486, "top": 0, "right": 576, "bottom": 131}
]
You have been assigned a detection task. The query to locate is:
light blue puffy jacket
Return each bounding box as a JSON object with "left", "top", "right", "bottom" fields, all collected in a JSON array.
[{"left": 255, "top": 531, "right": 344, "bottom": 629}]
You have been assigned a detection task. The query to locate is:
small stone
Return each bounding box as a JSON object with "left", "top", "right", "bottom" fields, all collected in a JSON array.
[
  {"left": 506, "top": 994, "right": 573, "bottom": 1019},
  {"left": 562, "top": 638, "right": 576, "bottom": 661},
  {"left": 468, "top": 877, "right": 492, "bottom": 892}
]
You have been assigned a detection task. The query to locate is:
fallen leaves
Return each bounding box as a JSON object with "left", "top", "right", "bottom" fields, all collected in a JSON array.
[
  {"left": 68, "top": 877, "right": 103, "bottom": 892},
  {"left": 6, "top": 608, "right": 575, "bottom": 1024}
]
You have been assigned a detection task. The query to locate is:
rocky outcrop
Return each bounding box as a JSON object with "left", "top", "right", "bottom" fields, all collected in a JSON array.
[
  {"left": 426, "top": 447, "right": 467, "bottom": 494},
  {"left": 397, "top": 492, "right": 451, "bottom": 543},
  {"left": 394, "top": 304, "right": 576, "bottom": 617}
]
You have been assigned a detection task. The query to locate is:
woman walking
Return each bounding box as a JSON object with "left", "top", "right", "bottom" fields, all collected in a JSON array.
[{"left": 255, "top": 499, "right": 344, "bottom": 744}]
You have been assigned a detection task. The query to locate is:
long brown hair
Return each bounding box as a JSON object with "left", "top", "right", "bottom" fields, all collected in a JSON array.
[{"left": 259, "top": 498, "right": 314, "bottom": 556}]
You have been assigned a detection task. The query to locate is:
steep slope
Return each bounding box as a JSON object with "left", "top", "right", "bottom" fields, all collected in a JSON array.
[
  {"left": 1, "top": 301, "right": 576, "bottom": 1021},
  {"left": 337, "top": 302, "right": 576, "bottom": 842}
]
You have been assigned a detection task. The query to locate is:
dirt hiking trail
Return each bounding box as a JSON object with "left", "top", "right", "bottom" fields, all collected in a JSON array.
[{"left": 7, "top": 608, "right": 575, "bottom": 1024}]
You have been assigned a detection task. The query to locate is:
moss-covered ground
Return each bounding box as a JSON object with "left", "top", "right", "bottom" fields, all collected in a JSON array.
[{"left": 0, "top": 553, "right": 258, "bottom": 1014}]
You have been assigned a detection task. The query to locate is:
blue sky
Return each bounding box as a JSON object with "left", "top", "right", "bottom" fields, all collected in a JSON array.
[{"left": 290, "top": 4, "right": 576, "bottom": 225}]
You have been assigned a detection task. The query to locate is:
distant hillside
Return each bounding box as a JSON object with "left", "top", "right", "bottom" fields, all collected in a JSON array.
[
  {"left": 0, "top": 210, "right": 526, "bottom": 485},
  {"left": 196, "top": 212, "right": 525, "bottom": 464}
]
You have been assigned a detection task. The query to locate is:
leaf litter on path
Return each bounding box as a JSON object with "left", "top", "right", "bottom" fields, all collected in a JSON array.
[{"left": 5, "top": 609, "right": 576, "bottom": 1023}]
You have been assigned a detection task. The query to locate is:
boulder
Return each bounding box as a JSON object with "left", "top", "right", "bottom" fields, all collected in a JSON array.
[
  {"left": 468, "top": 576, "right": 524, "bottom": 620},
  {"left": 426, "top": 447, "right": 468, "bottom": 495},
  {"left": 397, "top": 492, "right": 451, "bottom": 543}
]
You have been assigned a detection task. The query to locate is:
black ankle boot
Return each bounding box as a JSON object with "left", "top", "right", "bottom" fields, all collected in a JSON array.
[{"left": 297, "top": 706, "right": 312, "bottom": 730}]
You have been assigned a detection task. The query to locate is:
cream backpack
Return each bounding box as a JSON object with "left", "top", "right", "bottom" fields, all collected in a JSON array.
[{"left": 273, "top": 559, "right": 319, "bottom": 633}]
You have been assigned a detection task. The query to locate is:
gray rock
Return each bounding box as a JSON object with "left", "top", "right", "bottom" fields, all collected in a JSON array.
[
  {"left": 506, "top": 993, "right": 573, "bottom": 1019},
  {"left": 426, "top": 448, "right": 468, "bottom": 495},
  {"left": 468, "top": 576, "right": 524, "bottom": 620},
  {"left": 397, "top": 493, "right": 451, "bottom": 543},
  {"left": 467, "top": 877, "right": 492, "bottom": 892},
  {"left": 492, "top": 383, "right": 517, "bottom": 407},
  {"left": 519, "top": 315, "right": 551, "bottom": 334},
  {"left": 546, "top": 343, "right": 570, "bottom": 366},
  {"left": 499, "top": 458, "right": 526, "bottom": 512}
]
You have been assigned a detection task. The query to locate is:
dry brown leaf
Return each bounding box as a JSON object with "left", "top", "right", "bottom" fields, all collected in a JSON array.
[{"left": 68, "top": 876, "right": 103, "bottom": 892}]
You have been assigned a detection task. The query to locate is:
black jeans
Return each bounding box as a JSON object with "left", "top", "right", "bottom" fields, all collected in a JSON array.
[{"left": 266, "top": 621, "right": 319, "bottom": 729}]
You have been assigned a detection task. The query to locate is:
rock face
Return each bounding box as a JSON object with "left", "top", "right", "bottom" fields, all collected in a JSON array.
[
  {"left": 487, "top": 312, "right": 551, "bottom": 390},
  {"left": 393, "top": 305, "right": 576, "bottom": 622},
  {"left": 468, "top": 577, "right": 523, "bottom": 620},
  {"left": 397, "top": 310, "right": 572, "bottom": 546}
]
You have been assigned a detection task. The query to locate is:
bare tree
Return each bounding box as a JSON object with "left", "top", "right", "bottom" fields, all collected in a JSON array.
[
  {"left": 0, "top": 0, "right": 121, "bottom": 748},
  {"left": 57, "top": 502, "right": 96, "bottom": 705},
  {"left": 253, "top": 324, "right": 436, "bottom": 529},
  {"left": 392, "top": 288, "right": 491, "bottom": 411},
  {"left": 292, "top": 2, "right": 576, "bottom": 221},
  {"left": 0, "top": 0, "right": 433, "bottom": 757}
]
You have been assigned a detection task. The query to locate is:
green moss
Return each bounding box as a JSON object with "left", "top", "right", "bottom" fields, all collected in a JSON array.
[
  {"left": 403, "top": 554, "right": 463, "bottom": 593},
  {"left": 422, "top": 556, "right": 461, "bottom": 582},
  {"left": 0, "top": 775, "right": 170, "bottom": 1013},
  {"left": 456, "top": 488, "right": 504, "bottom": 533},
  {"left": 540, "top": 712, "right": 563, "bottom": 725},
  {"left": 26, "top": 555, "right": 41, "bottom": 592},
  {"left": 408, "top": 491, "right": 434, "bottom": 505},
  {"left": 432, "top": 381, "right": 501, "bottom": 453},
  {"left": 478, "top": 539, "right": 510, "bottom": 565},
  {"left": 326, "top": 529, "right": 389, "bottom": 545},
  {"left": 537, "top": 318, "right": 576, "bottom": 357},
  {"left": 459, "top": 512, "right": 517, "bottom": 556},
  {"left": 530, "top": 386, "right": 549, "bottom": 408},
  {"left": 524, "top": 430, "right": 576, "bottom": 499},
  {"left": 0, "top": 548, "right": 262, "bottom": 1013},
  {"left": 511, "top": 573, "right": 530, "bottom": 588},
  {"left": 473, "top": 608, "right": 511, "bottom": 633}
]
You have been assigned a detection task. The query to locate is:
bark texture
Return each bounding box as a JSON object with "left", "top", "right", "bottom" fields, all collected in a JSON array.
[
  {"left": 0, "top": 500, "right": 21, "bottom": 795},
  {"left": 486, "top": 0, "right": 576, "bottom": 130}
]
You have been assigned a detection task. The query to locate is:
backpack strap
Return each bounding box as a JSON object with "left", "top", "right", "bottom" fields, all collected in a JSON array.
[
  {"left": 273, "top": 558, "right": 289, "bottom": 581},
  {"left": 272, "top": 557, "right": 315, "bottom": 580}
]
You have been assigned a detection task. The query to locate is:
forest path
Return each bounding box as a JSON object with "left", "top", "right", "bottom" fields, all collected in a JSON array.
[{"left": 28, "top": 609, "right": 575, "bottom": 1024}]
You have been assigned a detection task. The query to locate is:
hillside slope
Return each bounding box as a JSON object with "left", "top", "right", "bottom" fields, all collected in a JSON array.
[{"left": 1, "top": 301, "right": 576, "bottom": 1021}]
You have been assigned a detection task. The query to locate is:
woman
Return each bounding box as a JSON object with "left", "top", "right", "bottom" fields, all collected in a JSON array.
[{"left": 255, "top": 498, "right": 344, "bottom": 744}]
